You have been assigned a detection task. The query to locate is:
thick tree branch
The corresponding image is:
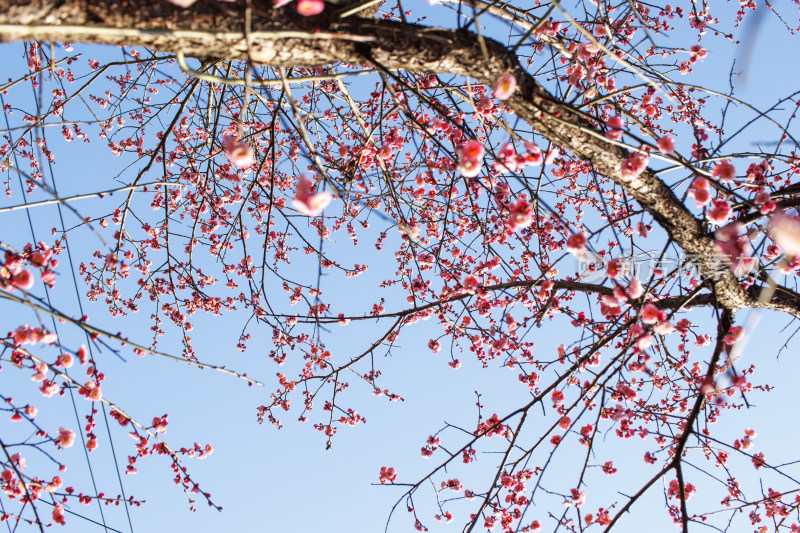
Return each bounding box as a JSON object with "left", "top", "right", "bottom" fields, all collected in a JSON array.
[{"left": 2, "top": 0, "right": 799, "bottom": 318}]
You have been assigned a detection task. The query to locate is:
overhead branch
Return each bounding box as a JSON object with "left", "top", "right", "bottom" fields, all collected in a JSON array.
[{"left": 1, "top": 0, "right": 798, "bottom": 318}]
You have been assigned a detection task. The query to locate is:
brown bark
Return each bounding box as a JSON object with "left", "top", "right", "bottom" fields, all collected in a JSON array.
[{"left": 1, "top": 0, "right": 797, "bottom": 317}]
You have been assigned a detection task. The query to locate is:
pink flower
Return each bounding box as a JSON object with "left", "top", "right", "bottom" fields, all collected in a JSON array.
[
  {"left": 379, "top": 466, "right": 397, "bottom": 484},
  {"left": 768, "top": 211, "right": 800, "bottom": 257},
  {"left": 544, "top": 147, "right": 560, "bottom": 165},
  {"left": 457, "top": 140, "right": 485, "bottom": 177},
  {"left": 508, "top": 198, "right": 533, "bottom": 230},
  {"left": 605, "top": 116, "right": 624, "bottom": 141},
  {"left": 457, "top": 158, "right": 482, "bottom": 178},
  {"left": 493, "top": 73, "right": 517, "bottom": 100},
  {"left": 566, "top": 232, "right": 587, "bottom": 255},
  {"left": 712, "top": 160, "right": 736, "bottom": 183},
  {"left": 55, "top": 427, "right": 75, "bottom": 449},
  {"left": 11, "top": 269, "right": 34, "bottom": 290},
  {"left": 723, "top": 326, "right": 745, "bottom": 345},
  {"left": 297, "top": 0, "right": 324, "bottom": 15},
  {"left": 706, "top": 198, "right": 732, "bottom": 225},
  {"left": 640, "top": 303, "right": 660, "bottom": 324},
  {"left": 56, "top": 353, "right": 74, "bottom": 368},
  {"left": 636, "top": 334, "right": 654, "bottom": 350},
  {"left": 654, "top": 321, "right": 675, "bottom": 336},
  {"left": 292, "top": 176, "right": 332, "bottom": 216},
  {"left": 656, "top": 135, "right": 675, "bottom": 154},
  {"left": 688, "top": 183, "right": 712, "bottom": 208},
  {"left": 223, "top": 135, "right": 254, "bottom": 168},
  {"left": 606, "top": 116, "right": 624, "bottom": 129},
  {"left": 620, "top": 151, "right": 649, "bottom": 178},
  {"left": 459, "top": 140, "right": 485, "bottom": 161},
  {"left": 627, "top": 278, "right": 643, "bottom": 299},
  {"left": 714, "top": 222, "right": 754, "bottom": 275},
  {"left": 52, "top": 505, "right": 66, "bottom": 526}
]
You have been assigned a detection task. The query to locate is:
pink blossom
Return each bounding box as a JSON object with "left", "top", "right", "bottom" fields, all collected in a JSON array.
[
  {"left": 688, "top": 183, "right": 712, "bottom": 208},
  {"left": 508, "top": 198, "right": 533, "bottom": 230},
  {"left": 55, "top": 427, "right": 75, "bottom": 449},
  {"left": 292, "top": 176, "right": 332, "bottom": 216},
  {"left": 457, "top": 158, "right": 482, "bottom": 177},
  {"left": 654, "top": 321, "right": 675, "bottom": 336},
  {"left": 566, "top": 232, "right": 587, "bottom": 255},
  {"left": 398, "top": 223, "right": 421, "bottom": 241},
  {"left": 605, "top": 258, "right": 628, "bottom": 279},
  {"left": 459, "top": 140, "right": 485, "bottom": 161},
  {"left": 626, "top": 278, "right": 643, "bottom": 299},
  {"left": 223, "top": 135, "right": 254, "bottom": 168},
  {"left": 605, "top": 116, "right": 624, "bottom": 141},
  {"left": 56, "top": 353, "right": 74, "bottom": 368},
  {"left": 544, "top": 147, "right": 560, "bottom": 165},
  {"left": 52, "top": 505, "right": 66, "bottom": 526},
  {"left": 689, "top": 45, "right": 707, "bottom": 64},
  {"left": 379, "top": 466, "right": 397, "bottom": 484},
  {"left": 640, "top": 303, "right": 660, "bottom": 324},
  {"left": 493, "top": 73, "right": 517, "bottom": 100},
  {"left": 706, "top": 199, "right": 732, "bottom": 225},
  {"left": 457, "top": 140, "right": 485, "bottom": 177},
  {"left": 768, "top": 211, "right": 800, "bottom": 257},
  {"left": 620, "top": 151, "right": 649, "bottom": 178},
  {"left": 377, "top": 145, "right": 393, "bottom": 161},
  {"left": 11, "top": 269, "right": 34, "bottom": 290},
  {"left": 606, "top": 116, "right": 624, "bottom": 129},
  {"left": 40, "top": 380, "right": 59, "bottom": 397},
  {"left": 636, "top": 334, "right": 654, "bottom": 350},
  {"left": 297, "top": 0, "right": 325, "bottom": 15},
  {"left": 656, "top": 135, "right": 675, "bottom": 154},
  {"left": 712, "top": 160, "right": 736, "bottom": 183},
  {"left": 723, "top": 326, "right": 745, "bottom": 345}
]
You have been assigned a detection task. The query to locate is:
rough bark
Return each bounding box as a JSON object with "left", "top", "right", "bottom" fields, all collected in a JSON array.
[{"left": 1, "top": 0, "right": 797, "bottom": 317}]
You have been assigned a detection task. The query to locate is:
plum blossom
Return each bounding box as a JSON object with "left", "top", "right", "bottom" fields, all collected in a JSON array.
[
  {"left": 605, "top": 116, "right": 624, "bottom": 141},
  {"left": 640, "top": 303, "right": 660, "bottom": 324},
  {"left": 493, "top": 73, "right": 517, "bottom": 100},
  {"left": 544, "top": 147, "right": 560, "bottom": 165},
  {"left": 11, "top": 269, "right": 34, "bottom": 290},
  {"left": 52, "top": 505, "right": 66, "bottom": 526},
  {"left": 706, "top": 198, "right": 732, "bottom": 225},
  {"left": 712, "top": 160, "right": 736, "bottom": 184},
  {"left": 620, "top": 151, "right": 649, "bottom": 178},
  {"left": 379, "top": 466, "right": 397, "bottom": 484},
  {"left": 292, "top": 176, "right": 332, "bottom": 216},
  {"left": 297, "top": 0, "right": 324, "bottom": 16},
  {"left": 657, "top": 135, "right": 675, "bottom": 154},
  {"left": 714, "top": 222, "right": 755, "bottom": 275},
  {"left": 627, "top": 278, "right": 644, "bottom": 299},
  {"left": 566, "top": 232, "right": 587, "bottom": 256},
  {"left": 55, "top": 427, "right": 75, "bottom": 449},
  {"left": 457, "top": 140, "right": 485, "bottom": 177},
  {"left": 398, "top": 223, "right": 421, "bottom": 241},
  {"left": 768, "top": 210, "right": 800, "bottom": 257},
  {"left": 724, "top": 326, "right": 745, "bottom": 345},
  {"left": 605, "top": 258, "right": 628, "bottom": 279},
  {"left": 507, "top": 198, "right": 533, "bottom": 231},
  {"left": 223, "top": 135, "right": 254, "bottom": 168},
  {"left": 688, "top": 176, "right": 712, "bottom": 208},
  {"left": 13, "top": 325, "right": 57, "bottom": 346}
]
